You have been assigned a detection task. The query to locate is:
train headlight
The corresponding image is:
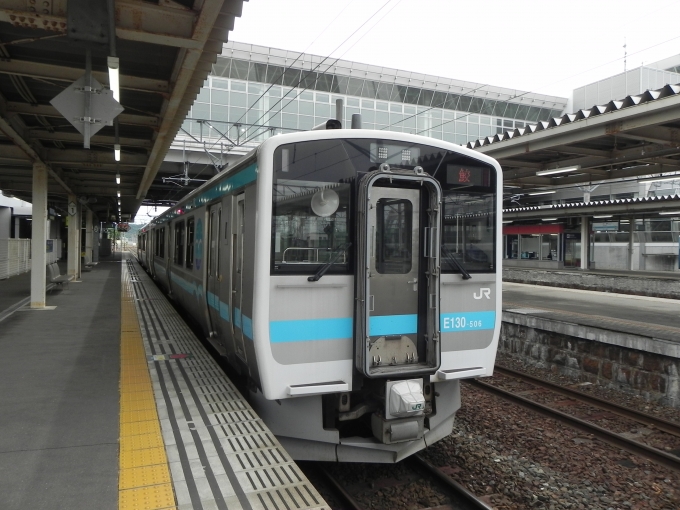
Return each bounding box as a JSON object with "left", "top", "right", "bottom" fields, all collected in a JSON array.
[{"left": 386, "top": 379, "right": 425, "bottom": 419}]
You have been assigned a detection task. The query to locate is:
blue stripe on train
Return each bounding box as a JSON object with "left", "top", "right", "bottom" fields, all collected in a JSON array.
[{"left": 270, "top": 317, "right": 353, "bottom": 343}]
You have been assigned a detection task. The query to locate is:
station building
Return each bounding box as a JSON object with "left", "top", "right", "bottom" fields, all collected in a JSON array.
[{"left": 163, "top": 41, "right": 680, "bottom": 274}]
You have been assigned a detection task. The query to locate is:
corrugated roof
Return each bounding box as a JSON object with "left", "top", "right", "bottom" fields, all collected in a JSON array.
[
  {"left": 468, "top": 83, "right": 680, "bottom": 150},
  {"left": 503, "top": 194, "right": 680, "bottom": 214}
]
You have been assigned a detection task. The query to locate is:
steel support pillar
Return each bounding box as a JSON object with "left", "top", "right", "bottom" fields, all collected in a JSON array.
[
  {"left": 580, "top": 217, "right": 589, "bottom": 270},
  {"left": 30, "top": 162, "right": 48, "bottom": 309},
  {"left": 85, "top": 209, "right": 93, "bottom": 265}
]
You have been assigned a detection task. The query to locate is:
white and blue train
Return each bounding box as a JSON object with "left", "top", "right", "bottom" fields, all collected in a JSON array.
[{"left": 138, "top": 126, "right": 502, "bottom": 463}]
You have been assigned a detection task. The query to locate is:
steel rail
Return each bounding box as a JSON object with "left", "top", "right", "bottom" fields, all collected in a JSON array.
[
  {"left": 317, "top": 466, "right": 363, "bottom": 510},
  {"left": 409, "top": 455, "right": 493, "bottom": 510},
  {"left": 494, "top": 364, "right": 680, "bottom": 437},
  {"left": 469, "top": 379, "right": 680, "bottom": 474}
]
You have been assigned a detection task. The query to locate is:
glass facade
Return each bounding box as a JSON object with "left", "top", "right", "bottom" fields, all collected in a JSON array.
[{"left": 179, "top": 45, "right": 567, "bottom": 152}]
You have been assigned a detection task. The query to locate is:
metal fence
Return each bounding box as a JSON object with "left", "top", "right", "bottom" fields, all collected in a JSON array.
[{"left": 0, "top": 239, "right": 62, "bottom": 279}]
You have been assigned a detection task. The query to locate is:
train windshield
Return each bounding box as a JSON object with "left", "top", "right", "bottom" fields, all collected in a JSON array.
[{"left": 271, "top": 138, "right": 496, "bottom": 275}]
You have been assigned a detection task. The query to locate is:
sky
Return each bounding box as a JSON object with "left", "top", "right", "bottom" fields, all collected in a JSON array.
[
  {"left": 227, "top": 0, "right": 680, "bottom": 99},
  {"left": 135, "top": 0, "right": 680, "bottom": 222}
]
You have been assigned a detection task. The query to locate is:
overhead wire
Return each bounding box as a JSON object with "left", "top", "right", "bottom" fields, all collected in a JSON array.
[
  {"left": 238, "top": 0, "right": 401, "bottom": 145},
  {"left": 225, "top": 0, "right": 358, "bottom": 134}
]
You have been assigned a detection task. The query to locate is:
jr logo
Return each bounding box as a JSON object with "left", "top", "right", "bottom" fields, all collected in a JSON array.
[{"left": 473, "top": 288, "right": 491, "bottom": 300}]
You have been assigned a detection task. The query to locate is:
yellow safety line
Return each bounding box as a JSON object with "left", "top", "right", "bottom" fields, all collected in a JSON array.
[{"left": 119, "top": 264, "right": 176, "bottom": 510}]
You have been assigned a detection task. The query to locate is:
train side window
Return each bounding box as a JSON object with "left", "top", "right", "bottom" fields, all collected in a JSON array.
[
  {"left": 174, "top": 221, "right": 185, "bottom": 265},
  {"left": 186, "top": 217, "right": 195, "bottom": 269},
  {"left": 159, "top": 227, "right": 165, "bottom": 258}
]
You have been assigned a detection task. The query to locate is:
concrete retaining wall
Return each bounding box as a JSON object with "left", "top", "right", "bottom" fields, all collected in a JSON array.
[
  {"left": 503, "top": 268, "right": 680, "bottom": 300},
  {"left": 500, "top": 314, "right": 680, "bottom": 407}
]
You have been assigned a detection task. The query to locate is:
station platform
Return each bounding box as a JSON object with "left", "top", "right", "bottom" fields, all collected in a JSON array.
[{"left": 0, "top": 253, "right": 327, "bottom": 510}]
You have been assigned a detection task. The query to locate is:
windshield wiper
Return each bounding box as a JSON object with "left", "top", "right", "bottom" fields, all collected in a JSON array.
[
  {"left": 441, "top": 246, "right": 472, "bottom": 280},
  {"left": 308, "top": 243, "right": 351, "bottom": 282}
]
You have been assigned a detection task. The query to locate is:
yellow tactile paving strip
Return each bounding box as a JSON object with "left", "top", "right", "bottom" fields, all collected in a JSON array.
[{"left": 119, "top": 271, "right": 176, "bottom": 510}]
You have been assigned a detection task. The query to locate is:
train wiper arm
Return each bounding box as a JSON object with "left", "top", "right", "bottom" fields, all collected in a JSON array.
[
  {"left": 441, "top": 247, "right": 472, "bottom": 280},
  {"left": 308, "top": 243, "right": 351, "bottom": 282}
]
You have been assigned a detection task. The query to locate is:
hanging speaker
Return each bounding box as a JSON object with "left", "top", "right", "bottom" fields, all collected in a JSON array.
[{"left": 310, "top": 188, "right": 340, "bottom": 217}]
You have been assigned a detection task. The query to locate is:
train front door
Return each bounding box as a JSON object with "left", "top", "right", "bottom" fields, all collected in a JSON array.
[
  {"left": 207, "top": 204, "right": 224, "bottom": 350},
  {"left": 231, "top": 193, "right": 247, "bottom": 362},
  {"left": 355, "top": 170, "right": 442, "bottom": 378}
]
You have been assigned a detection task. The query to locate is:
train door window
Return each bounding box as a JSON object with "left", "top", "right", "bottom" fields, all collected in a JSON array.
[
  {"left": 376, "top": 198, "right": 412, "bottom": 274},
  {"left": 174, "top": 221, "right": 185, "bottom": 265},
  {"left": 154, "top": 230, "right": 159, "bottom": 256},
  {"left": 186, "top": 217, "right": 195, "bottom": 268},
  {"left": 159, "top": 228, "right": 165, "bottom": 258}
]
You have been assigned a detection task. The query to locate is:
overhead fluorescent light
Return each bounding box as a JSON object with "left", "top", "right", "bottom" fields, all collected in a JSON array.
[
  {"left": 116, "top": 172, "right": 120, "bottom": 185},
  {"left": 658, "top": 210, "right": 680, "bottom": 215},
  {"left": 502, "top": 220, "right": 514, "bottom": 224},
  {"left": 644, "top": 175, "right": 680, "bottom": 184},
  {"left": 593, "top": 215, "right": 613, "bottom": 218},
  {"left": 528, "top": 190, "right": 556, "bottom": 196},
  {"left": 542, "top": 218, "right": 558, "bottom": 221},
  {"left": 107, "top": 56, "right": 120, "bottom": 102},
  {"left": 536, "top": 165, "right": 581, "bottom": 176},
  {"left": 114, "top": 143, "right": 121, "bottom": 162},
  {"left": 117, "top": 191, "right": 120, "bottom": 198}
]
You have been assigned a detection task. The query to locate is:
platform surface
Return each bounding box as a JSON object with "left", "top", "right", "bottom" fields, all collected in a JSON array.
[
  {"left": 0, "top": 254, "right": 121, "bottom": 510},
  {"left": 0, "top": 254, "right": 327, "bottom": 510},
  {"left": 503, "top": 282, "right": 680, "bottom": 342}
]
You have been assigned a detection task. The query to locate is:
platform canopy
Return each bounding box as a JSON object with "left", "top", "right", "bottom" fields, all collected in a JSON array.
[
  {"left": 0, "top": 0, "right": 245, "bottom": 222},
  {"left": 469, "top": 84, "right": 680, "bottom": 207}
]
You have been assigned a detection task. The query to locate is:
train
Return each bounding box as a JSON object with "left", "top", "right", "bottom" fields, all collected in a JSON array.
[{"left": 137, "top": 125, "right": 502, "bottom": 463}]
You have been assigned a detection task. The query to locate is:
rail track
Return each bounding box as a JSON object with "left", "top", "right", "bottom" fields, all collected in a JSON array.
[
  {"left": 308, "top": 455, "right": 492, "bottom": 510},
  {"left": 468, "top": 365, "right": 680, "bottom": 474}
]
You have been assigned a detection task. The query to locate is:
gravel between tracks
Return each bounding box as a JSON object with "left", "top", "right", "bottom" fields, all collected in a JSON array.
[
  {"left": 419, "top": 353, "right": 680, "bottom": 510},
  {"left": 309, "top": 353, "right": 680, "bottom": 510}
]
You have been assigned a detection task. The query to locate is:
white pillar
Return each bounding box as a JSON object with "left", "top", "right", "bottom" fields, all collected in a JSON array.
[
  {"left": 85, "top": 209, "right": 93, "bottom": 265},
  {"left": 30, "top": 162, "right": 48, "bottom": 308},
  {"left": 628, "top": 217, "right": 635, "bottom": 271},
  {"left": 67, "top": 194, "right": 79, "bottom": 279},
  {"left": 580, "top": 217, "right": 589, "bottom": 270}
]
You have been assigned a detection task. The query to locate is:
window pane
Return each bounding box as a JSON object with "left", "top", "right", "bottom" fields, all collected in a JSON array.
[
  {"left": 404, "top": 87, "right": 420, "bottom": 104},
  {"left": 347, "top": 77, "right": 364, "bottom": 96},
  {"left": 315, "top": 102, "right": 331, "bottom": 118},
  {"left": 418, "top": 89, "right": 434, "bottom": 106},
  {"left": 361, "top": 80, "right": 378, "bottom": 98},
  {"left": 376, "top": 199, "right": 412, "bottom": 274},
  {"left": 283, "top": 68, "right": 301, "bottom": 87},
  {"left": 315, "top": 74, "right": 333, "bottom": 92},
  {"left": 376, "top": 83, "right": 392, "bottom": 101},
  {"left": 442, "top": 192, "right": 495, "bottom": 272},
  {"left": 230, "top": 92, "right": 246, "bottom": 107},
  {"left": 266, "top": 65, "right": 284, "bottom": 84},
  {"left": 248, "top": 62, "right": 267, "bottom": 82},
  {"left": 299, "top": 101, "right": 314, "bottom": 116},
  {"left": 211, "top": 89, "right": 229, "bottom": 105},
  {"left": 230, "top": 59, "right": 249, "bottom": 79}
]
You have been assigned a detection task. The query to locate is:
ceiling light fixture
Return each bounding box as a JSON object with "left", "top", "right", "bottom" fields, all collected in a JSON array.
[
  {"left": 536, "top": 165, "right": 581, "bottom": 176},
  {"left": 594, "top": 215, "right": 613, "bottom": 218},
  {"left": 542, "top": 218, "right": 558, "bottom": 221},
  {"left": 658, "top": 210, "right": 680, "bottom": 215},
  {"left": 107, "top": 56, "right": 120, "bottom": 102},
  {"left": 117, "top": 191, "right": 120, "bottom": 198},
  {"left": 528, "top": 190, "right": 556, "bottom": 196},
  {"left": 116, "top": 173, "right": 120, "bottom": 185},
  {"left": 114, "top": 144, "right": 121, "bottom": 162},
  {"left": 644, "top": 175, "right": 680, "bottom": 184}
]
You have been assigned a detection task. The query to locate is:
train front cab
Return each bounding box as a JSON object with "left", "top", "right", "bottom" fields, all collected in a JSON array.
[{"left": 250, "top": 132, "right": 502, "bottom": 463}]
